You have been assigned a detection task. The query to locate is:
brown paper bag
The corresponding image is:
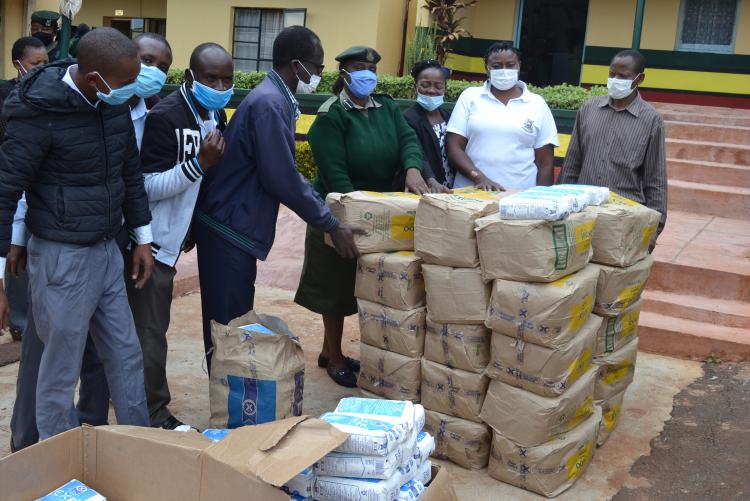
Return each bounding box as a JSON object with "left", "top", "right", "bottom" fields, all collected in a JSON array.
[
  {"left": 424, "top": 318, "right": 491, "bottom": 373},
  {"left": 488, "top": 408, "right": 601, "bottom": 497},
  {"left": 357, "top": 343, "right": 421, "bottom": 402},
  {"left": 593, "top": 336, "right": 638, "bottom": 400},
  {"left": 587, "top": 193, "right": 661, "bottom": 267},
  {"left": 209, "top": 311, "right": 305, "bottom": 428},
  {"left": 592, "top": 256, "right": 653, "bottom": 317},
  {"left": 355, "top": 251, "right": 425, "bottom": 310},
  {"left": 480, "top": 368, "right": 597, "bottom": 447},
  {"left": 414, "top": 189, "right": 510, "bottom": 268},
  {"left": 422, "top": 265, "right": 490, "bottom": 324},
  {"left": 475, "top": 210, "right": 597, "bottom": 282},
  {"left": 357, "top": 299, "right": 426, "bottom": 358},
  {"left": 595, "top": 389, "right": 626, "bottom": 446},
  {"left": 486, "top": 314, "right": 601, "bottom": 398},
  {"left": 420, "top": 358, "right": 489, "bottom": 423},
  {"left": 596, "top": 299, "right": 642, "bottom": 355},
  {"left": 423, "top": 409, "right": 492, "bottom": 470},
  {"left": 325, "top": 191, "right": 421, "bottom": 253},
  {"left": 485, "top": 265, "right": 599, "bottom": 349}
]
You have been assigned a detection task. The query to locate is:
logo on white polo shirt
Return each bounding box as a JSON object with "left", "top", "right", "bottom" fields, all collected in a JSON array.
[{"left": 522, "top": 118, "right": 535, "bottom": 133}]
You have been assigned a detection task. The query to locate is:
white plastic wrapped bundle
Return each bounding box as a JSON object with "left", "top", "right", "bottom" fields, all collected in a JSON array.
[
  {"left": 556, "top": 184, "right": 610, "bottom": 205},
  {"left": 526, "top": 186, "right": 589, "bottom": 211},
  {"left": 314, "top": 475, "right": 403, "bottom": 501},
  {"left": 334, "top": 398, "right": 416, "bottom": 434},
  {"left": 282, "top": 467, "right": 314, "bottom": 498},
  {"left": 314, "top": 445, "right": 405, "bottom": 479},
  {"left": 499, "top": 194, "right": 572, "bottom": 221},
  {"left": 397, "top": 480, "right": 426, "bottom": 501},
  {"left": 321, "top": 412, "right": 407, "bottom": 456},
  {"left": 412, "top": 432, "right": 436, "bottom": 463},
  {"left": 417, "top": 459, "right": 433, "bottom": 484}
]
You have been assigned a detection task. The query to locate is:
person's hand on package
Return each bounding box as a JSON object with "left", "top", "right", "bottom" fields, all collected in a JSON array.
[
  {"left": 0, "top": 283, "right": 9, "bottom": 331},
  {"left": 329, "top": 223, "right": 366, "bottom": 260},
  {"left": 6, "top": 244, "right": 27, "bottom": 277},
  {"left": 131, "top": 244, "right": 155, "bottom": 289},
  {"left": 405, "top": 168, "right": 429, "bottom": 195},
  {"left": 196, "top": 130, "right": 226, "bottom": 171},
  {"left": 473, "top": 172, "right": 504, "bottom": 191},
  {"left": 427, "top": 178, "right": 452, "bottom": 194}
]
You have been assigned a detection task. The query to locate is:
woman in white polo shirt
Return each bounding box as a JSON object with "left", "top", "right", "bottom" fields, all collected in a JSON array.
[{"left": 446, "top": 42, "right": 558, "bottom": 190}]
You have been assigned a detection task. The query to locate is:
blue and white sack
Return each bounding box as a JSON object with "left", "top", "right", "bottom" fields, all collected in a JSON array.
[
  {"left": 36, "top": 480, "right": 105, "bottom": 501},
  {"left": 321, "top": 412, "right": 408, "bottom": 456},
  {"left": 282, "top": 467, "right": 315, "bottom": 498},
  {"left": 209, "top": 311, "right": 305, "bottom": 428},
  {"left": 398, "top": 480, "right": 426, "bottom": 501}
]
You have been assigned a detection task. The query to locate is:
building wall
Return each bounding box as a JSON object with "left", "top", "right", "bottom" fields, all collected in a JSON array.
[
  {"left": 73, "top": 0, "right": 167, "bottom": 27},
  {"left": 733, "top": 0, "right": 750, "bottom": 54},
  {"left": 465, "top": 0, "right": 516, "bottom": 40},
  {"left": 375, "top": 0, "right": 410, "bottom": 74},
  {"left": 640, "top": 0, "right": 679, "bottom": 51},
  {"left": 584, "top": 0, "right": 636, "bottom": 48},
  {"left": 2, "top": 0, "right": 26, "bottom": 79}
]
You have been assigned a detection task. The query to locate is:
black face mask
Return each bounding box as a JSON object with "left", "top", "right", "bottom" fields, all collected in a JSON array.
[{"left": 33, "top": 31, "right": 54, "bottom": 46}]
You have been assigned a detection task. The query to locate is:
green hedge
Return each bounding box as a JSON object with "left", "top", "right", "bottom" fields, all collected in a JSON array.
[{"left": 166, "top": 69, "right": 607, "bottom": 110}]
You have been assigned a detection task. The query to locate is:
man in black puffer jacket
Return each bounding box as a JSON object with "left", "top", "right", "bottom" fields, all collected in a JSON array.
[{"left": 0, "top": 28, "right": 154, "bottom": 440}]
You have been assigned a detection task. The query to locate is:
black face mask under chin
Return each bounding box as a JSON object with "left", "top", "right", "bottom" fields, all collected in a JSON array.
[{"left": 33, "top": 31, "right": 54, "bottom": 46}]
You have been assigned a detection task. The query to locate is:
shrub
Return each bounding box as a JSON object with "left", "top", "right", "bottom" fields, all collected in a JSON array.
[{"left": 295, "top": 141, "right": 317, "bottom": 181}]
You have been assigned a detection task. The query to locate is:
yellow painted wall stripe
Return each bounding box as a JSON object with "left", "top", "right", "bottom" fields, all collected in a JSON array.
[
  {"left": 581, "top": 64, "right": 750, "bottom": 95},
  {"left": 445, "top": 52, "right": 488, "bottom": 75}
]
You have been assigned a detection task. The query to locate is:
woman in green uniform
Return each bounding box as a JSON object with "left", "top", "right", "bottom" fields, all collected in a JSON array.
[{"left": 294, "top": 46, "right": 428, "bottom": 387}]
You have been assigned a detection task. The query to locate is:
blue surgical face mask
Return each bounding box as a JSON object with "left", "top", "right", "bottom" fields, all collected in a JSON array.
[
  {"left": 190, "top": 70, "right": 233, "bottom": 111},
  {"left": 135, "top": 63, "right": 167, "bottom": 98},
  {"left": 416, "top": 92, "right": 444, "bottom": 112},
  {"left": 344, "top": 69, "right": 377, "bottom": 99},
  {"left": 95, "top": 72, "right": 137, "bottom": 105}
]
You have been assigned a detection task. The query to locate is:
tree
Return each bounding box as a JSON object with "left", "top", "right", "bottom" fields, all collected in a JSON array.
[{"left": 423, "top": 0, "right": 478, "bottom": 65}]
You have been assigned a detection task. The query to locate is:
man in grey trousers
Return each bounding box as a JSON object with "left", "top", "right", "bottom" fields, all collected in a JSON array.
[{"left": 0, "top": 28, "right": 154, "bottom": 440}]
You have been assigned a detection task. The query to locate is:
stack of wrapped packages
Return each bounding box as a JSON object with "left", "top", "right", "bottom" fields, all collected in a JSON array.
[
  {"left": 326, "top": 191, "right": 426, "bottom": 402},
  {"left": 586, "top": 192, "right": 660, "bottom": 445},
  {"left": 474, "top": 185, "right": 608, "bottom": 497},
  {"left": 309, "top": 397, "right": 436, "bottom": 501},
  {"left": 413, "top": 189, "right": 508, "bottom": 470}
]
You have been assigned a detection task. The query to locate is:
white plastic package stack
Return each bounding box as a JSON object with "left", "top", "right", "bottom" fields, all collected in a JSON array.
[
  {"left": 499, "top": 185, "right": 611, "bottom": 221},
  {"left": 398, "top": 480, "right": 426, "bottom": 501},
  {"left": 555, "top": 184, "right": 610, "bottom": 205},
  {"left": 283, "top": 468, "right": 315, "bottom": 499}
]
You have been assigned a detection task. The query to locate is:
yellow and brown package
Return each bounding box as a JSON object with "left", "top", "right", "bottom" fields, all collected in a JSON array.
[
  {"left": 422, "top": 265, "right": 490, "bottom": 324},
  {"left": 325, "top": 191, "right": 421, "bottom": 253},
  {"left": 475, "top": 210, "right": 597, "bottom": 282},
  {"left": 479, "top": 368, "right": 597, "bottom": 447},
  {"left": 424, "top": 318, "right": 491, "bottom": 373},
  {"left": 486, "top": 314, "right": 601, "bottom": 398},
  {"left": 414, "top": 189, "right": 509, "bottom": 268},
  {"left": 357, "top": 299, "right": 426, "bottom": 358},
  {"left": 592, "top": 256, "right": 653, "bottom": 317},
  {"left": 424, "top": 408, "right": 492, "bottom": 470},
  {"left": 355, "top": 251, "right": 425, "bottom": 310},
  {"left": 488, "top": 408, "right": 601, "bottom": 497},
  {"left": 596, "top": 299, "right": 642, "bottom": 356},
  {"left": 485, "top": 265, "right": 599, "bottom": 349},
  {"left": 587, "top": 193, "right": 661, "bottom": 267},
  {"left": 421, "top": 358, "right": 489, "bottom": 423},
  {"left": 595, "top": 389, "right": 626, "bottom": 446},
  {"left": 357, "top": 343, "right": 421, "bottom": 402},
  {"left": 593, "top": 336, "right": 638, "bottom": 400}
]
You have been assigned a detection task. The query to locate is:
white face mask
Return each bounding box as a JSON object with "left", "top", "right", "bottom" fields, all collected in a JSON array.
[
  {"left": 14, "top": 60, "right": 28, "bottom": 76},
  {"left": 607, "top": 75, "right": 640, "bottom": 100},
  {"left": 294, "top": 59, "right": 321, "bottom": 94},
  {"left": 489, "top": 68, "right": 519, "bottom": 91}
]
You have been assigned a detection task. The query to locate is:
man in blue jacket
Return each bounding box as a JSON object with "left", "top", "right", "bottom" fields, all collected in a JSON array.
[{"left": 194, "top": 26, "right": 360, "bottom": 371}]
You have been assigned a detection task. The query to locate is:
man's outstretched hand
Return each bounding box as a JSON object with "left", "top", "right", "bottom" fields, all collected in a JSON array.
[{"left": 329, "top": 223, "right": 366, "bottom": 260}]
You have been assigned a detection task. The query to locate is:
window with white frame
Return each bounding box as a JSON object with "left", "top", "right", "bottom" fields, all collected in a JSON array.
[
  {"left": 232, "top": 8, "right": 307, "bottom": 72},
  {"left": 678, "top": 0, "right": 739, "bottom": 53}
]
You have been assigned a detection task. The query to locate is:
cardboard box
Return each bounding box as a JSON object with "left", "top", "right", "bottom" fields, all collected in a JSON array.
[
  {"left": 423, "top": 317, "right": 491, "bottom": 373},
  {"left": 595, "top": 389, "right": 626, "bottom": 447},
  {"left": 414, "top": 189, "right": 509, "bottom": 268},
  {"left": 596, "top": 299, "right": 642, "bottom": 356},
  {"left": 358, "top": 299, "right": 426, "bottom": 358},
  {"left": 592, "top": 256, "right": 653, "bottom": 317},
  {"left": 593, "top": 336, "right": 638, "bottom": 401},
  {"left": 485, "top": 265, "right": 599, "bottom": 349},
  {"left": 475, "top": 210, "right": 597, "bottom": 282},
  {"left": 480, "top": 368, "right": 597, "bottom": 447},
  {"left": 358, "top": 343, "right": 422, "bottom": 402},
  {"left": 488, "top": 408, "right": 601, "bottom": 497},
  {"left": 486, "top": 314, "right": 600, "bottom": 398},
  {"left": 423, "top": 409, "right": 492, "bottom": 470},
  {"left": 355, "top": 251, "right": 426, "bottom": 310},
  {"left": 587, "top": 193, "right": 661, "bottom": 267},
  {"left": 422, "top": 265, "right": 491, "bottom": 324},
  {"left": 325, "top": 191, "right": 421, "bottom": 253},
  {"left": 421, "top": 358, "right": 489, "bottom": 423}
]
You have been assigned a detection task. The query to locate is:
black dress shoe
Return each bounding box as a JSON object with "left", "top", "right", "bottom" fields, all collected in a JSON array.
[
  {"left": 153, "top": 415, "right": 199, "bottom": 432},
  {"left": 326, "top": 364, "right": 358, "bottom": 388},
  {"left": 318, "top": 353, "right": 361, "bottom": 372}
]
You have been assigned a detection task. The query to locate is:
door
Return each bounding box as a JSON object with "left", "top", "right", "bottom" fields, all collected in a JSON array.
[{"left": 517, "top": 0, "right": 589, "bottom": 86}]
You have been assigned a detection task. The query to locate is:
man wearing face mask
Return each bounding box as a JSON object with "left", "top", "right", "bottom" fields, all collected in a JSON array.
[
  {"left": 127, "top": 42, "right": 228, "bottom": 428},
  {"left": 558, "top": 50, "right": 667, "bottom": 249},
  {"left": 195, "top": 26, "right": 362, "bottom": 373},
  {"left": 0, "top": 27, "right": 153, "bottom": 440},
  {"left": 30, "top": 10, "right": 61, "bottom": 62}
]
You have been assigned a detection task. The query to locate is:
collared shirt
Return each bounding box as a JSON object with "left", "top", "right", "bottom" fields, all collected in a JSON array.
[
  {"left": 130, "top": 97, "right": 148, "bottom": 150},
  {"left": 268, "top": 69, "right": 301, "bottom": 122},
  {"left": 339, "top": 89, "right": 382, "bottom": 112},
  {"left": 558, "top": 93, "right": 667, "bottom": 234},
  {"left": 447, "top": 81, "right": 559, "bottom": 189},
  {"left": 62, "top": 65, "right": 99, "bottom": 108}
]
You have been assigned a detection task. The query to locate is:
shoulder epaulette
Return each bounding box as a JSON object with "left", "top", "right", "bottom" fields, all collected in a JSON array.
[{"left": 317, "top": 96, "right": 338, "bottom": 114}]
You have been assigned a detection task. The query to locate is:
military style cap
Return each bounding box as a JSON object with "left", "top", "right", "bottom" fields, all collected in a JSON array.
[
  {"left": 31, "top": 10, "right": 60, "bottom": 28},
  {"left": 335, "top": 46, "right": 381, "bottom": 64}
]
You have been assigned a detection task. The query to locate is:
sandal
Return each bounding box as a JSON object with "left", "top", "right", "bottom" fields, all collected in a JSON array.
[{"left": 318, "top": 353, "right": 360, "bottom": 372}]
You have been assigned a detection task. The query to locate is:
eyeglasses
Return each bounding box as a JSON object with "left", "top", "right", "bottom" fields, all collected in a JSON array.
[{"left": 301, "top": 59, "right": 325, "bottom": 74}]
